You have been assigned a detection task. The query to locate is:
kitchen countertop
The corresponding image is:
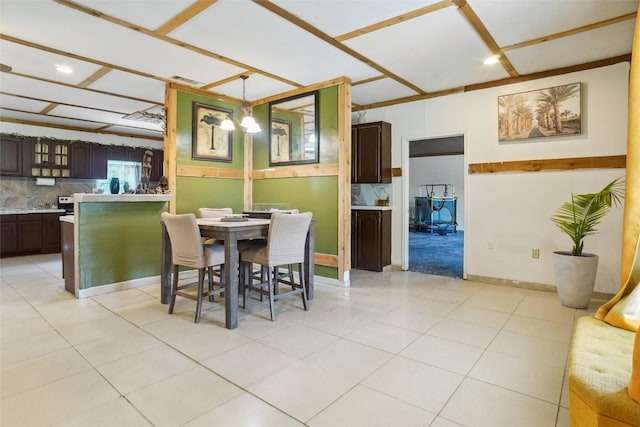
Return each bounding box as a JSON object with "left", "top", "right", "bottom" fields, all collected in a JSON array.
[
  {"left": 59, "top": 215, "right": 74, "bottom": 223},
  {"left": 74, "top": 193, "right": 172, "bottom": 202},
  {"left": 351, "top": 205, "right": 392, "bottom": 211},
  {"left": 0, "top": 208, "right": 66, "bottom": 215}
]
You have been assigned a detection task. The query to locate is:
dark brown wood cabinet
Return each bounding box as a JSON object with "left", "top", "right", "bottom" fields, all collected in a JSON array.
[
  {"left": 42, "top": 213, "right": 63, "bottom": 253},
  {"left": 0, "top": 135, "right": 23, "bottom": 176},
  {"left": 351, "top": 121, "right": 391, "bottom": 183},
  {"left": 0, "top": 213, "right": 63, "bottom": 257},
  {"left": 351, "top": 209, "right": 391, "bottom": 272},
  {"left": 1, "top": 215, "right": 18, "bottom": 255},
  {"left": 70, "top": 141, "right": 92, "bottom": 178},
  {"left": 17, "top": 214, "right": 43, "bottom": 253}
]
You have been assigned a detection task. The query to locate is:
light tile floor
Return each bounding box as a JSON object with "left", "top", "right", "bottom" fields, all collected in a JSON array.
[{"left": 1, "top": 254, "right": 604, "bottom": 426}]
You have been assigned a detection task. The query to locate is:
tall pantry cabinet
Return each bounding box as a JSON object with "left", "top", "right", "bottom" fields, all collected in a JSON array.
[{"left": 351, "top": 121, "right": 392, "bottom": 272}]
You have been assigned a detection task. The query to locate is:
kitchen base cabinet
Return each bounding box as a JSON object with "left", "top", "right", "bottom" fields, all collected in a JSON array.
[
  {"left": 61, "top": 220, "right": 75, "bottom": 294},
  {"left": 42, "top": 213, "right": 63, "bottom": 253},
  {"left": 17, "top": 214, "right": 42, "bottom": 253},
  {"left": 0, "top": 212, "right": 64, "bottom": 257},
  {"left": 351, "top": 209, "right": 391, "bottom": 272},
  {"left": 1, "top": 216, "right": 18, "bottom": 256}
]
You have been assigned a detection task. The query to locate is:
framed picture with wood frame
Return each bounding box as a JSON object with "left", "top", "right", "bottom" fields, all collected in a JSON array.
[
  {"left": 271, "top": 118, "right": 292, "bottom": 163},
  {"left": 192, "top": 102, "right": 233, "bottom": 162},
  {"left": 498, "top": 82, "right": 581, "bottom": 143}
]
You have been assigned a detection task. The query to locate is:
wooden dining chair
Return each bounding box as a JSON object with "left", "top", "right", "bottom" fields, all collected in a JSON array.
[
  {"left": 239, "top": 212, "right": 312, "bottom": 320},
  {"left": 162, "top": 212, "right": 226, "bottom": 323}
]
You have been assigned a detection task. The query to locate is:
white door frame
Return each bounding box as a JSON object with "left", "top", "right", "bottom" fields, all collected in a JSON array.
[{"left": 400, "top": 131, "right": 468, "bottom": 278}]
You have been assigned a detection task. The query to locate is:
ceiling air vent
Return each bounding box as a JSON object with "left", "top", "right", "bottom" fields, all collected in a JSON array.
[
  {"left": 122, "top": 111, "right": 164, "bottom": 124},
  {"left": 171, "top": 75, "right": 204, "bottom": 86}
]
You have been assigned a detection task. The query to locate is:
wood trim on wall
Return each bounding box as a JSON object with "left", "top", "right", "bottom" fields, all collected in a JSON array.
[
  {"left": 164, "top": 85, "right": 178, "bottom": 213},
  {"left": 338, "top": 80, "right": 352, "bottom": 280},
  {"left": 176, "top": 164, "right": 245, "bottom": 179},
  {"left": 315, "top": 252, "right": 338, "bottom": 268},
  {"left": 468, "top": 155, "right": 626, "bottom": 174},
  {"left": 252, "top": 164, "right": 339, "bottom": 179}
]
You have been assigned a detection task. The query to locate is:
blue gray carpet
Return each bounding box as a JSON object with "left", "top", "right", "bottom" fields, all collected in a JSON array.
[{"left": 409, "top": 230, "right": 463, "bottom": 278}]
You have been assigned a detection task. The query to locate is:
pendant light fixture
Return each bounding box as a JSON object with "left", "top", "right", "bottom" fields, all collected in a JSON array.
[{"left": 220, "top": 75, "right": 261, "bottom": 134}]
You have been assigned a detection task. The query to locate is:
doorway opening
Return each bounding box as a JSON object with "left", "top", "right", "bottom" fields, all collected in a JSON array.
[{"left": 405, "top": 135, "right": 465, "bottom": 278}]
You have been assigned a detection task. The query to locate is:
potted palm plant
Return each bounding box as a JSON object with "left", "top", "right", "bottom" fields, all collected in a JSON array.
[{"left": 551, "top": 177, "right": 625, "bottom": 308}]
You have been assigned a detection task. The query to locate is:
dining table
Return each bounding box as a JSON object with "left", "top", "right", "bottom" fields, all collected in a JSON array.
[{"left": 160, "top": 216, "right": 315, "bottom": 329}]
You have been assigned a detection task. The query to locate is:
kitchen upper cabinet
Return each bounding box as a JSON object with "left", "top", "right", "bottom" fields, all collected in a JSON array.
[
  {"left": 70, "top": 141, "right": 92, "bottom": 178},
  {"left": 0, "top": 135, "right": 23, "bottom": 176},
  {"left": 91, "top": 144, "right": 108, "bottom": 179},
  {"left": 151, "top": 149, "right": 164, "bottom": 181},
  {"left": 351, "top": 209, "right": 391, "bottom": 272},
  {"left": 30, "top": 138, "right": 70, "bottom": 178},
  {"left": 351, "top": 121, "right": 391, "bottom": 183},
  {"left": 69, "top": 142, "right": 108, "bottom": 179}
]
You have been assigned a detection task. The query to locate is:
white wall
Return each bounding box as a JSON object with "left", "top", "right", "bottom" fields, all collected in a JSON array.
[
  {"left": 409, "top": 154, "right": 465, "bottom": 230},
  {"left": 364, "top": 62, "right": 630, "bottom": 294}
]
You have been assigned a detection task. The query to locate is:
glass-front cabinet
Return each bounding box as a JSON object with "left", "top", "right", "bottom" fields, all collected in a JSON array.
[{"left": 31, "top": 138, "right": 69, "bottom": 177}]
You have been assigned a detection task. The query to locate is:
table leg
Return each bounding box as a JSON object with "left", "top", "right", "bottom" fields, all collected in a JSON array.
[
  {"left": 224, "top": 235, "right": 239, "bottom": 329},
  {"left": 160, "top": 221, "right": 172, "bottom": 304},
  {"left": 305, "top": 221, "right": 315, "bottom": 300}
]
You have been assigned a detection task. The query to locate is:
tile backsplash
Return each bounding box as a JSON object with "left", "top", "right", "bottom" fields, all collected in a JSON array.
[
  {"left": 351, "top": 183, "right": 392, "bottom": 206},
  {"left": 0, "top": 177, "right": 94, "bottom": 210}
]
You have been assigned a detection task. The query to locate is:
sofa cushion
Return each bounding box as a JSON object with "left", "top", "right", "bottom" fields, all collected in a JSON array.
[
  {"left": 630, "top": 327, "right": 640, "bottom": 404},
  {"left": 569, "top": 316, "right": 640, "bottom": 425}
]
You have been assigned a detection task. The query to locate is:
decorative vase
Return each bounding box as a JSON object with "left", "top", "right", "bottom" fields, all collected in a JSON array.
[
  {"left": 109, "top": 177, "right": 120, "bottom": 194},
  {"left": 552, "top": 251, "right": 599, "bottom": 309}
]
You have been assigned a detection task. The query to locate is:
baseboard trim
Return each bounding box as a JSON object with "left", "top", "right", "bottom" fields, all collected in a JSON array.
[{"left": 466, "top": 274, "right": 615, "bottom": 300}]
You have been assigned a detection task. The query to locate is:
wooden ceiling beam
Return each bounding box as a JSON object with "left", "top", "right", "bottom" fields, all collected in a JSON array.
[
  {"left": 0, "top": 117, "right": 163, "bottom": 141},
  {"left": 54, "top": 0, "right": 303, "bottom": 90},
  {"left": 353, "top": 54, "right": 631, "bottom": 111},
  {"left": 335, "top": 0, "right": 452, "bottom": 41},
  {"left": 453, "top": 0, "right": 519, "bottom": 78},
  {"left": 154, "top": 0, "right": 218, "bottom": 36},
  {"left": 254, "top": 0, "right": 427, "bottom": 95},
  {"left": 502, "top": 12, "right": 638, "bottom": 52}
]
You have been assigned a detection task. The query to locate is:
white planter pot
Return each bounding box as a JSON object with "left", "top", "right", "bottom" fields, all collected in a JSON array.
[{"left": 552, "top": 251, "right": 599, "bottom": 309}]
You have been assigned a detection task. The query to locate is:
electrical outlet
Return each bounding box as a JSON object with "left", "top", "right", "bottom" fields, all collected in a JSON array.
[
  {"left": 488, "top": 241, "right": 495, "bottom": 250},
  {"left": 532, "top": 248, "right": 540, "bottom": 259}
]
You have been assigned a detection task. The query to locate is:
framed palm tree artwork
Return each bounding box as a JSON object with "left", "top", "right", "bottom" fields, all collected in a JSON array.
[
  {"left": 498, "top": 82, "right": 581, "bottom": 142},
  {"left": 271, "top": 118, "right": 292, "bottom": 163},
  {"left": 192, "top": 102, "right": 233, "bottom": 162}
]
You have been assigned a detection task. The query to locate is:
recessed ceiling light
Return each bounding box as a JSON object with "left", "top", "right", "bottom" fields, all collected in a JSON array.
[
  {"left": 483, "top": 56, "right": 499, "bottom": 65},
  {"left": 55, "top": 64, "right": 73, "bottom": 74}
]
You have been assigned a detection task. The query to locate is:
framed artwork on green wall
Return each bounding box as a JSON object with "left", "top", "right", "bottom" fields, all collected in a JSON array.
[
  {"left": 192, "top": 102, "right": 233, "bottom": 162},
  {"left": 271, "top": 118, "right": 292, "bottom": 162}
]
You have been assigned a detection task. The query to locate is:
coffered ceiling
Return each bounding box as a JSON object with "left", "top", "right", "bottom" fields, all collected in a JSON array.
[{"left": 0, "top": 0, "right": 637, "bottom": 141}]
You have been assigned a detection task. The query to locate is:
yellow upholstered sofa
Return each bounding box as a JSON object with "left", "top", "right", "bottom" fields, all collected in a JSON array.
[
  {"left": 567, "top": 238, "right": 640, "bottom": 426},
  {"left": 568, "top": 316, "right": 640, "bottom": 426}
]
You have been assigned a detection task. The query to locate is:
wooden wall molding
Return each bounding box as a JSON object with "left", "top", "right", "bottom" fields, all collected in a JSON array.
[
  {"left": 252, "top": 164, "right": 339, "bottom": 179},
  {"left": 468, "top": 155, "right": 626, "bottom": 174},
  {"left": 177, "top": 164, "right": 244, "bottom": 179}
]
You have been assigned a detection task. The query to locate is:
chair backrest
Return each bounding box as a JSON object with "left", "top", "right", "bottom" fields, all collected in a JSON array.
[
  {"left": 162, "top": 212, "right": 206, "bottom": 268},
  {"left": 267, "top": 212, "right": 312, "bottom": 265},
  {"left": 197, "top": 207, "right": 233, "bottom": 218}
]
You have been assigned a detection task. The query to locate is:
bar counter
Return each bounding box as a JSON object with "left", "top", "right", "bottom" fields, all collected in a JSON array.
[{"left": 62, "top": 193, "right": 172, "bottom": 298}]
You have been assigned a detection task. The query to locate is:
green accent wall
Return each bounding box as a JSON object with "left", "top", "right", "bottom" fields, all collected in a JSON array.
[
  {"left": 252, "top": 86, "right": 341, "bottom": 279},
  {"left": 174, "top": 85, "right": 341, "bottom": 280},
  {"left": 175, "top": 91, "right": 245, "bottom": 214},
  {"left": 175, "top": 176, "right": 244, "bottom": 214},
  {"left": 77, "top": 201, "right": 168, "bottom": 289}
]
